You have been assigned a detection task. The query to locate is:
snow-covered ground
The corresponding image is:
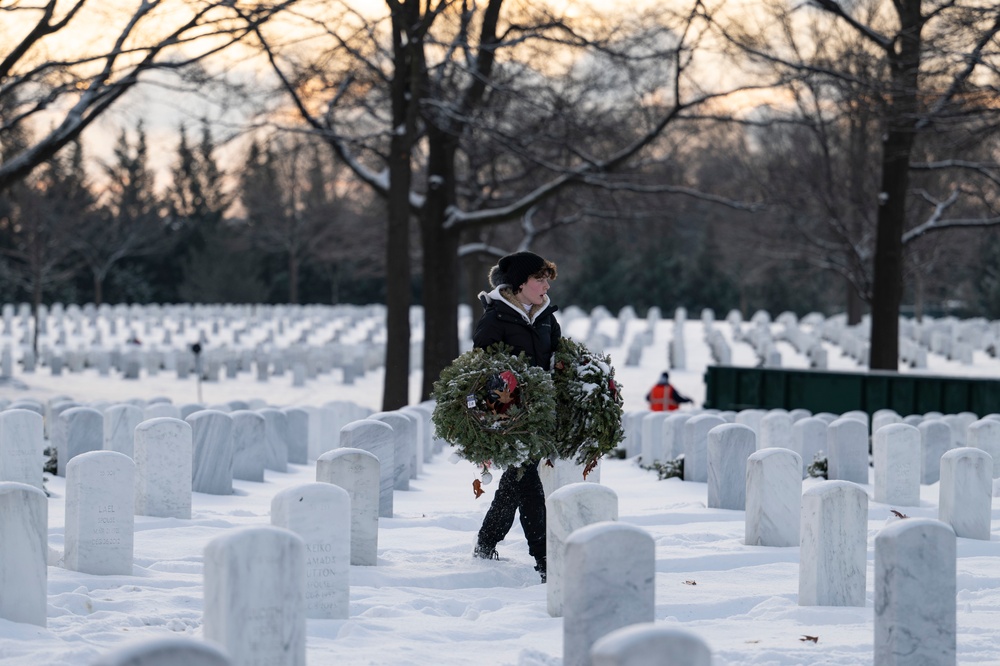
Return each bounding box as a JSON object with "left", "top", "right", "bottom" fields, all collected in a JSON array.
[{"left": 1, "top": 308, "right": 999, "bottom": 665}]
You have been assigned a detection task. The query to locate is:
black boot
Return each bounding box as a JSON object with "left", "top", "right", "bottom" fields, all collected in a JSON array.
[
  {"left": 473, "top": 543, "right": 499, "bottom": 560},
  {"left": 534, "top": 556, "right": 547, "bottom": 583}
]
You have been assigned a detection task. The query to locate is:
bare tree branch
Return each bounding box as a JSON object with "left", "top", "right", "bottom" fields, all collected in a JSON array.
[{"left": 0, "top": 0, "right": 298, "bottom": 191}]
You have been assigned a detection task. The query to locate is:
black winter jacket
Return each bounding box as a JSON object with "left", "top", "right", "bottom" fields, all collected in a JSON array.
[{"left": 473, "top": 288, "right": 561, "bottom": 370}]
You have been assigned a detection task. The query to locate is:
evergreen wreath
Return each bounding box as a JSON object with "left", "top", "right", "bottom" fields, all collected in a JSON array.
[
  {"left": 552, "top": 337, "right": 625, "bottom": 476},
  {"left": 431, "top": 343, "right": 558, "bottom": 478}
]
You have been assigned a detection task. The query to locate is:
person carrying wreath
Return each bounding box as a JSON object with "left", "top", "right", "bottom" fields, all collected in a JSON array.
[{"left": 471, "top": 250, "right": 559, "bottom": 583}]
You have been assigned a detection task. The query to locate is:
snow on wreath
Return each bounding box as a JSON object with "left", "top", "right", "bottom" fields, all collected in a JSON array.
[
  {"left": 431, "top": 343, "right": 558, "bottom": 495},
  {"left": 552, "top": 337, "right": 625, "bottom": 478}
]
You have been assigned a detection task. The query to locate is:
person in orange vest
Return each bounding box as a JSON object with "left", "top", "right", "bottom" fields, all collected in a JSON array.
[{"left": 646, "top": 371, "right": 693, "bottom": 411}]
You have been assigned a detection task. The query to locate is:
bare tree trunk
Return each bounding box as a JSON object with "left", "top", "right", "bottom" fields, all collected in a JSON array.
[
  {"left": 380, "top": 1, "right": 418, "bottom": 411},
  {"left": 463, "top": 252, "right": 492, "bottom": 341},
  {"left": 419, "top": 129, "right": 460, "bottom": 401},
  {"left": 846, "top": 278, "right": 864, "bottom": 326},
  {"left": 383, "top": 180, "right": 412, "bottom": 409},
  {"left": 289, "top": 252, "right": 299, "bottom": 304},
  {"left": 94, "top": 273, "right": 104, "bottom": 307},
  {"left": 32, "top": 279, "right": 41, "bottom": 356},
  {"left": 913, "top": 270, "right": 924, "bottom": 322},
  {"left": 868, "top": 0, "right": 921, "bottom": 371},
  {"left": 868, "top": 138, "right": 911, "bottom": 369}
]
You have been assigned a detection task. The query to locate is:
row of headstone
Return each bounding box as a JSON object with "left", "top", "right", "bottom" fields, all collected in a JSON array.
[
  {"left": 703, "top": 318, "right": 732, "bottom": 366},
  {"left": 628, "top": 402, "right": 1000, "bottom": 489},
  {"left": 5, "top": 398, "right": 968, "bottom": 665},
  {"left": 734, "top": 317, "right": 783, "bottom": 368},
  {"left": 669, "top": 308, "right": 686, "bottom": 371},
  {"left": 12, "top": 301, "right": 1000, "bottom": 382},
  {"left": 89, "top": 480, "right": 694, "bottom": 666},
  {"left": 546, "top": 469, "right": 954, "bottom": 665},
  {"left": 0, "top": 398, "right": 436, "bottom": 639},
  {"left": 813, "top": 311, "right": 987, "bottom": 369},
  {"left": 88, "top": 404, "right": 443, "bottom": 662},
  {"left": 0, "top": 393, "right": 373, "bottom": 476},
  {"left": 0, "top": 301, "right": 390, "bottom": 386},
  {"left": 625, "top": 403, "right": 995, "bottom": 557}
]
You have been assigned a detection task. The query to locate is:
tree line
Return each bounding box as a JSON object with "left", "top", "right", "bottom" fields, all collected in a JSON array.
[
  {"left": 0, "top": 123, "right": 387, "bottom": 307},
  {"left": 3, "top": 0, "right": 1000, "bottom": 411}
]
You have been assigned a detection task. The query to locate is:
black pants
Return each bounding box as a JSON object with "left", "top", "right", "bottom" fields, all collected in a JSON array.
[{"left": 477, "top": 461, "right": 547, "bottom": 560}]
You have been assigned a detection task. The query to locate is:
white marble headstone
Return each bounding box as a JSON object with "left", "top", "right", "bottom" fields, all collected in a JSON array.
[
  {"left": 0, "top": 481, "right": 47, "bottom": 626},
  {"left": 321, "top": 401, "right": 358, "bottom": 454},
  {"left": 841, "top": 410, "right": 869, "bottom": 431},
  {"left": 791, "top": 416, "right": 828, "bottom": 478},
  {"left": 143, "top": 402, "right": 182, "bottom": 422},
  {"left": 871, "top": 409, "right": 901, "bottom": 437},
  {"left": 134, "top": 417, "right": 193, "bottom": 519},
  {"left": 230, "top": 410, "right": 266, "bottom": 483},
  {"left": 758, "top": 411, "right": 792, "bottom": 451},
  {"left": 54, "top": 406, "right": 104, "bottom": 477},
  {"left": 682, "top": 414, "right": 726, "bottom": 482},
  {"left": 707, "top": 423, "right": 756, "bottom": 510},
  {"left": 917, "top": 418, "right": 954, "bottom": 485},
  {"left": 745, "top": 448, "right": 802, "bottom": 547},
  {"left": 104, "top": 404, "right": 143, "bottom": 458},
  {"left": 621, "top": 410, "right": 647, "bottom": 459},
  {"left": 370, "top": 411, "right": 413, "bottom": 490},
  {"left": 45, "top": 397, "right": 77, "bottom": 440},
  {"left": 953, "top": 412, "right": 978, "bottom": 445},
  {"left": 404, "top": 404, "right": 434, "bottom": 463},
  {"left": 788, "top": 408, "right": 811, "bottom": 423},
  {"left": 967, "top": 418, "right": 1000, "bottom": 478},
  {"left": 0, "top": 408, "right": 44, "bottom": 489},
  {"left": 546, "top": 482, "right": 619, "bottom": 617},
  {"left": 540, "top": 458, "right": 600, "bottom": 497},
  {"left": 639, "top": 412, "right": 668, "bottom": 464},
  {"left": 398, "top": 406, "right": 428, "bottom": 474},
  {"left": 258, "top": 408, "right": 290, "bottom": 473},
  {"left": 874, "top": 518, "right": 956, "bottom": 666},
  {"left": 662, "top": 412, "right": 692, "bottom": 461},
  {"left": 941, "top": 414, "right": 965, "bottom": 449},
  {"left": 281, "top": 407, "right": 310, "bottom": 465},
  {"left": 591, "top": 624, "right": 711, "bottom": 666},
  {"left": 187, "top": 410, "right": 234, "bottom": 496},
  {"left": 90, "top": 636, "right": 232, "bottom": 666},
  {"left": 418, "top": 400, "right": 444, "bottom": 456},
  {"left": 826, "top": 417, "right": 869, "bottom": 484},
  {"left": 370, "top": 412, "right": 413, "bottom": 490},
  {"left": 65, "top": 450, "right": 135, "bottom": 575},
  {"left": 563, "top": 522, "right": 655, "bottom": 666},
  {"left": 316, "top": 447, "right": 380, "bottom": 565},
  {"left": 271, "top": 483, "right": 351, "bottom": 619},
  {"left": 203, "top": 526, "right": 306, "bottom": 666},
  {"left": 798, "top": 480, "right": 867, "bottom": 607},
  {"left": 939, "top": 447, "right": 992, "bottom": 540},
  {"left": 734, "top": 408, "right": 765, "bottom": 435},
  {"left": 873, "top": 423, "right": 920, "bottom": 507},
  {"left": 339, "top": 419, "right": 395, "bottom": 518},
  {"left": 179, "top": 403, "right": 205, "bottom": 419}
]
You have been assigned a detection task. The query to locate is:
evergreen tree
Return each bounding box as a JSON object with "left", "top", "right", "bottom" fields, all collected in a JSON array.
[
  {"left": 974, "top": 230, "right": 1000, "bottom": 319},
  {"left": 74, "top": 123, "right": 166, "bottom": 305},
  {"left": 165, "top": 123, "right": 236, "bottom": 302},
  {"left": 238, "top": 137, "right": 339, "bottom": 304},
  {"left": 0, "top": 144, "right": 87, "bottom": 350},
  {"left": 679, "top": 231, "right": 738, "bottom": 314}
]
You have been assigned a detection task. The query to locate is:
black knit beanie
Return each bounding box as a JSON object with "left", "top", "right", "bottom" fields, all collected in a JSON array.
[{"left": 489, "top": 251, "right": 546, "bottom": 290}]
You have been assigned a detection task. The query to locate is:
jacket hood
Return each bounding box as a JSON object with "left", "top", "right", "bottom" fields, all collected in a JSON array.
[{"left": 478, "top": 286, "right": 553, "bottom": 325}]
